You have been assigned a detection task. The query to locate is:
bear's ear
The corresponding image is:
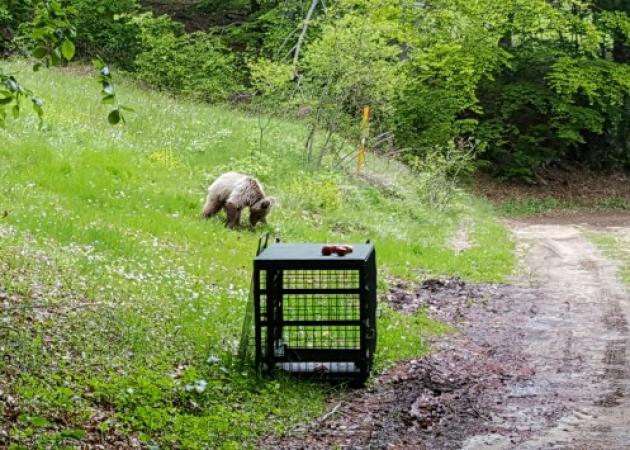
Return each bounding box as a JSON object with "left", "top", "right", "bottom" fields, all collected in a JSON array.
[{"left": 260, "top": 199, "right": 271, "bottom": 209}]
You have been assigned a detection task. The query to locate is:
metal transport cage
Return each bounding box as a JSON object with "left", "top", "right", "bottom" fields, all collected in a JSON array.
[{"left": 250, "top": 237, "right": 377, "bottom": 384}]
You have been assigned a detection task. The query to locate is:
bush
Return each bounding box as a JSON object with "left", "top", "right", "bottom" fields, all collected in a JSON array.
[
  {"left": 285, "top": 173, "right": 342, "bottom": 212},
  {"left": 301, "top": 15, "right": 402, "bottom": 123},
  {"left": 135, "top": 30, "right": 241, "bottom": 102},
  {"left": 131, "top": 12, "right": 185, "bottom": 40},
  {"left": 0, "top": 0, "right": 35, "bottom": 53},
  {"left": 298, "top": 9, "right": 404, "bottom": 167},
  {"left": 69, "top": 0, "right": 141, "bottom": 69},
  {"left": 407, "top": 141, "right": 477, "bottom": 211}
]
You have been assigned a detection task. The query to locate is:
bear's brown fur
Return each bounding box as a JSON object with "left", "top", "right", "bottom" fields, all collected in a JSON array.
[{"left": 202, "top": 172, "right": 273, "bottom": 228}]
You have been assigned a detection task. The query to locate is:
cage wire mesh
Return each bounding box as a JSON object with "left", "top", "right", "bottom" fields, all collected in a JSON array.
[{"left": 279, "top": 270, "right": 361, "bottom": 351}]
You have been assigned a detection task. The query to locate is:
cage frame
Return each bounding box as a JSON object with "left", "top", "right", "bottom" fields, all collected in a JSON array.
[{"left": 252, "top": 240, "right": 377, "bottom": 384}]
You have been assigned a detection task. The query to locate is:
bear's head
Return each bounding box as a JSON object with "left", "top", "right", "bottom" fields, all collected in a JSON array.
[{"left": 250, "top": 197, "right": 274, "bottom": 226}]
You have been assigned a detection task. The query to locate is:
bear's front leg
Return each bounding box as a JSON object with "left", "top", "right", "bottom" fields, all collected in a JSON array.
[{"left": 225, "top": 202, "right": 241, "bottom": 229}]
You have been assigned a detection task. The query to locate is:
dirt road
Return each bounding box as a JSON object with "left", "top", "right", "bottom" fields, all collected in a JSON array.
[
  {"left": 264, "top": 220, "right": 630, "bottom": 449},
  {"left": 463, "top": 223, "right": 630, "bottom": 449}
]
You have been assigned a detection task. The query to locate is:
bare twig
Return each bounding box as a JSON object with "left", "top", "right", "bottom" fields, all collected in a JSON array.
[
  {"left": 283, "top": 44, "right": 298, "bottom": 62},
  {"left": 317, "top": 402, "right": 343, "bottom": 424},
  {"left": 256, "top": 113, "right": 272, "bottom": 156},
  {"left": 275, "top": 26, "right": 301, "bottom": 60}
]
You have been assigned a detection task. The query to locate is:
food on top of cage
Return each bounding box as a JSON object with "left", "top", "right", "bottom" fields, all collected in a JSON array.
[
  {"left": 321, "top": 245, "right": 334, "bottom": 255},
  {"left": 321, "top": 244, "right": 354, "bottom": 256},
  {"left": 336, "top": 245, "right": 353, "bottom": 256}
]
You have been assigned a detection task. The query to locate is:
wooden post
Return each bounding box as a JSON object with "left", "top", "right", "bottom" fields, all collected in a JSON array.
[{"left": 357, "top": 105, "right": 370, "bottom": 174}]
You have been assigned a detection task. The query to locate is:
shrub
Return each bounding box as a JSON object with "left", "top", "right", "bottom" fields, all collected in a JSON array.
[
  {"left": 131, "top": 12, "right": 185, "bottom": 40},
  {"left": 407, "top": 141, "right": 477, "bottom": 211},
  {"left": 298, "top": 9, "right": 404, "bottom": 168},
  {"left": 301, "top": 14, "right": 402, "bottom": 123},
  {"left": 0, "top": 0, "right": 35, "bottom": 53},
  {"left": 249, "top": 58, "right": 293, "bottom": 98},
  {"left": 135, "top": 30, "right": 241, "bottom": 102},
  {"left": 69, "top": 0, "right": 141, "bottom": 69},
  {"left": 285, "top": 174, "right": 342, "bottom": 212}
]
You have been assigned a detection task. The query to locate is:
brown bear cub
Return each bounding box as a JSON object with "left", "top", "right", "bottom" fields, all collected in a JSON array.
[{"left": 202, "top": 172, "right": 273, "bottom": 228}]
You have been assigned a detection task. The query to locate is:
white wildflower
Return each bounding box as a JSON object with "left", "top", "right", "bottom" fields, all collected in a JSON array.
[{"left": 194, "top": 379, "right": 207, "bottom": 393}]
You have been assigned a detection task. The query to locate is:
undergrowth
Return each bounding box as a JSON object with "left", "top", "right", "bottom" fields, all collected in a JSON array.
[{"left": 0, "top": 60, "right": 514, "bottom": 448}]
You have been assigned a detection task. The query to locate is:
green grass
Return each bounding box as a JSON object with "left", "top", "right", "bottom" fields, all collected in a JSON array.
[
  {"left": 0, "top": 60, "right": 514, "bottom": 448},
  {"left": 590, "top": 232, "right": 630, "bottom": 285}
]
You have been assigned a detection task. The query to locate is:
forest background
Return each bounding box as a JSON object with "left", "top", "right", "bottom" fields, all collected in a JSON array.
[{"left": 2, "top": 0, "right": 630, "bottom": 181}]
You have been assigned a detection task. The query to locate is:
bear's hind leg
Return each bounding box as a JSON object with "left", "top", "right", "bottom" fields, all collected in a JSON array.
[{"left": 202, "top": 196, "right": 224, "bottom": 218}]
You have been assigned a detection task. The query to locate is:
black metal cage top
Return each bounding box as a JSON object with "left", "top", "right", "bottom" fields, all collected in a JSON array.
[
  {"left": 251, "top": 242, "right": 377, "bottom": 384},
  {"left": 255, "top": 243, "right": 375, "bottom": 267}
]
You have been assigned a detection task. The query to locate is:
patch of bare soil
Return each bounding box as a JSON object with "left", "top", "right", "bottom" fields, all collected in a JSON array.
[
  {"left": 262, "top": 223, "right": 630, "bottom": 449},
  {"left": 139, "top": 0, "right": 247, "bottom": 32},
  {"left": 475, "top": 169, "right": 630, "bottom": 205},
  {"left": 386, "top": 277, "right": 504, "bottom": 319}
]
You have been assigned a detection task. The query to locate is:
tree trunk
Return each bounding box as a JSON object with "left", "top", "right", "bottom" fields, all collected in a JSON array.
[
  {"left": 499, "top": 12, "right": 513, "bottom": 49},
  {"left": 292, "top": 0, "right": 320, "bottom": 79}
]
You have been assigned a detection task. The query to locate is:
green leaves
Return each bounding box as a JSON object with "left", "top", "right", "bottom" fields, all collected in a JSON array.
[
  {"left": 0, "top": 0, "right": 77, "bottom": 128},
  {"left": 106, "top": 106, "right": 136, "bottom": 125},
  {"left": 108, "top": 109, "right": 121, "bottom": 125},
  {"left": 32, "top": 96, "right": 45, "bottom": 121},
  {"left": 385, "top": 0, "right": 630, "bottom": 177},
  {"left": 93, "top": 56, "right": 134, "bottom": 125},
  {"left": 58, "top": 429, "right": 88, "bottom": 440},
  {"left": 32, "top": 46, "right": 48, "bottom": 59},
  {"left": 92, "top": 56, "right": 106, "bottom": 71},
  {"left": 18, "top": 414, "right": 51, "bottom": 428},
  {"left": 29, "top": 0, "right": 76, "bottom": 69},
  {"left": 0, "top": 71, "right": 43, "bottom": 128},
  {"left": 101, "top": 94, "right": 116, "bottom": 104},
  {"left": 61, "top": 39, "right": 76, "bottom": 60},
  {"left": 134, "top": 30, "right": 240, "bottom": 102}
]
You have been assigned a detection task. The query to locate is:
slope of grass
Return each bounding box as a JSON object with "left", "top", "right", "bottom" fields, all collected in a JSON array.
[
  {"left": 590, "top": 232, "right": 630, "bottom": 285},
  {"left": 0, "top": 60, "right": 514, "bottom": 448}
]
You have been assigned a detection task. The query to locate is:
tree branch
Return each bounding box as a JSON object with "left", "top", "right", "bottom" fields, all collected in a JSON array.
[{"left": 292, "top": 0, "right": 320, "bottom": 80}]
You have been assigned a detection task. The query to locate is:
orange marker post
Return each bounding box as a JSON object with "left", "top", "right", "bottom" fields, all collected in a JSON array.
[{"left": 357, "top": 105, "right": 370, "bottom": 174}]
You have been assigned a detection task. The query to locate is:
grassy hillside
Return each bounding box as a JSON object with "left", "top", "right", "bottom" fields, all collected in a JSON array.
[{"left": 0, "top": 61, "right": 514, "bottom": 448}]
